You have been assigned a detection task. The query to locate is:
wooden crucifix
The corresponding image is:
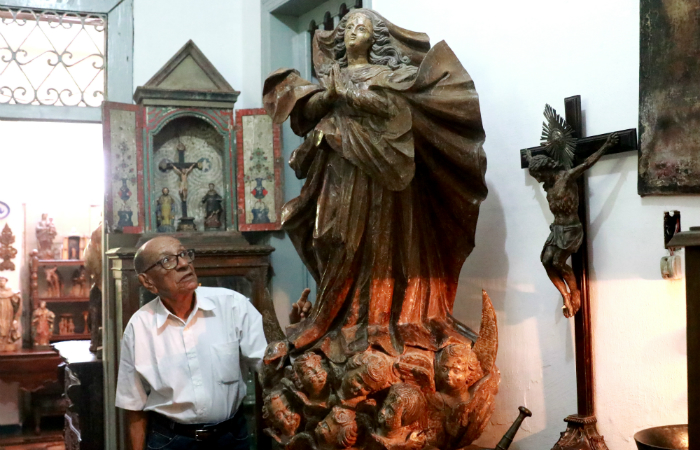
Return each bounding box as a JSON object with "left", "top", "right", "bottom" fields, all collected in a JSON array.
[
  {"left": 519, "top": 95, "right": 637, "bottom": 449},
  {"left": 159, "top": 141, "right": 203, "bottom": 230}
]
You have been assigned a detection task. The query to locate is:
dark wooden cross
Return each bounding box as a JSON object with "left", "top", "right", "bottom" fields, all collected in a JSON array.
[
  {"left": 519, "top": 95, "right": 637, "bottom": 449},
  {"left": 161, "top": 143, "right": 202, "bottom": 218}
]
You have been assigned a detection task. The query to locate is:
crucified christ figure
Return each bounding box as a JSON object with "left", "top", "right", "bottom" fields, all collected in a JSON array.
[
  {"left": 170, "top": 162, "right": 201, "bottom": 203},
  {"left": 526, "top": 132, "right": 618, "bottom": 317}
]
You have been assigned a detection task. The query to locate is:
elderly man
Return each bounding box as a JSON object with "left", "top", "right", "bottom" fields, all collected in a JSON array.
[{"left": 115, "top": 236, "right": 267, "bottom": 450}]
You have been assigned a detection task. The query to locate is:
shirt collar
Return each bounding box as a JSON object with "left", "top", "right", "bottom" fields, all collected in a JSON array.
[{"left": 154, "top": 288, "right": 216, "bottom": 328}]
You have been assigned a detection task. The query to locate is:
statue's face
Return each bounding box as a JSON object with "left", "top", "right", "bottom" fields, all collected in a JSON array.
[
  {"left": 341, "top": 368, "right": 371, "bottom": 398},
  {"left": 0, "top": 278, "right": 6, "bottom": 288},
  {"left": 162, "top": 188, "right": 169, "bottom": 195},
  {"left": 344, "top": 13, "right": 373, "bottom": 55},
  {"left": 299, "top": 359, "right": 328, "bottom": 396},
  {"left": 270, "top": 396, "right": 300, "bottom": 437},
  {"left": 315, "top": 412, "right": 344, "bottom": 447},
  {"left": 209, "top": 183, "right": 215, "bottom": 189},
  {"left": 378, "top": 394, "right": 403, "bottom": 431},
  {"left": 41, "top": 213, "right": 48, "bottom": 220},
  {"left": 439, "top": 356, "right": 470, "bottom": 390}
]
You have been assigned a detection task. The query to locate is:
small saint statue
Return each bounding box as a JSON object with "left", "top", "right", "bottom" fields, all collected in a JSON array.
[
  {"left": 45, "top": 266, "right": 62, "bottom": 298},
  {"left": 0, "top": 277, "right": 21, "bottom": 351},
  {"left": 35, "top": 213, "right": 57, "bottom": 259},
  {"left": 32, "top": 301, "right": 55, "bottom": 347},
  {"left": 70, "top": 267, "right": 89, "bottom": 297},
  {"left": 201, "top": 183, "right": 224, "bottom": 230},
  {"left": 525, "top": 106, "right": 619, "bottom": 317},
  {"left": 156, "top": 187, "right": 175, "bottom": 232}
]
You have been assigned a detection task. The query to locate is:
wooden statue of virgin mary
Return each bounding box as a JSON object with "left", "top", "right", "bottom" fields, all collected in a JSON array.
[{"left": 264, "top": 8, "right": 488, "bottom": 363}]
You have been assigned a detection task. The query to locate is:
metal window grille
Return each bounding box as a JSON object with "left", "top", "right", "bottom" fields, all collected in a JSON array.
[{"left": 0, "top": 8, "right": 106, "bottom": 107}]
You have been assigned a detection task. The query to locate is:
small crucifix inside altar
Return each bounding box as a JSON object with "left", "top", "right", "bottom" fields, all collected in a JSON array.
[
  {"left": 519, "top": 95, "right": 637, "bottom": 450},
  {"left": 158, "top": 140, "right": 203, "bottom": 231}
]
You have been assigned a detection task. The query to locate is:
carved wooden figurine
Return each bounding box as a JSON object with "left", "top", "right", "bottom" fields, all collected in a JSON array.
[
  {"left": 69, "top": 266, "right": 89, "bottom": 297},
  {"left": 32, "top": 300, "right": 55, "bottom": 347},
  {"left": 0, "top": 224, "right": 17, "bottom": 271},
  {"left": 202, "top": 183, "right": 224, "bottom": 230},
  {"left": 261, "top": 8, "right": 497, "bottom": 449},
  {"left": 35, "top": 213, "right": 57, "bottom": 259},
  {"left": 44, "top": 266, "right": 62, "bottom": 298},
  {"left": 0, "top": 277, "right": 22, "bottom": 352},
  {"left": 525, "top": 106, "right": 619, "bottom": 317},
  {"left": 83, "top": 224, "right": 103, "bottom": 354},
  {"left": 0, "top": 277, "right": 21, "bottom": 351}
]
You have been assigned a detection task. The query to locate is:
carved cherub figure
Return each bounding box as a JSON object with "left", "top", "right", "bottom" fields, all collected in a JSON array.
[
  {"left": 45, "top": 266, "right": 62, "bottom": 298},
  {"left": 260, "top": 340, "right": 289, "bottom": 391},
  {"left": 340, "top": 350, "right": 398, "bottom": 407},
  {"left": 373, "top": 383, "right": 428, "bottom": 450},
  {"left": 435, "top": 343, "right": 483, "bottom": 410},
  {"left": 262, "top": 390, "right": 302, "bottom": 444},
  {"left": 293, "top": 351, "right": 332, "bottom": 402},
  {"left": 315, "top": 406, "right": 360, "bottom": 450},
  {"left": 526, "top": 112, "right": 619, "bottom": 317}
]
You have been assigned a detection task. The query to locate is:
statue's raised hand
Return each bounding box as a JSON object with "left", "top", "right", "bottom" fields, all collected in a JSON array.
[{"left": 289, "top": 288, "right": 311, "bottom": 325}]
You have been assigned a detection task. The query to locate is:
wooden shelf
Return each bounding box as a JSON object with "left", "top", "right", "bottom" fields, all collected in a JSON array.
[
  {"left": 36, "top": 259, "right": 85, "bottom": 266},
  {"left": 36, "top": 297, "right": 89, "bottom": 303},
  {"left": 50, "top": 333, "right": 90, "bottom": 342}
]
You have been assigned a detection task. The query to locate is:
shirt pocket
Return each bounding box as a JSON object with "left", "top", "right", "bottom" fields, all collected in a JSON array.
[{"left": 211, "top": 342, "right": 240, "bottom": 385}]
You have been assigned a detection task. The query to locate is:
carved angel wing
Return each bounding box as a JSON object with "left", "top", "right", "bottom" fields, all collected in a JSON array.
[{"left": 472, "top": 290, "right": 498, "bottom": 374}]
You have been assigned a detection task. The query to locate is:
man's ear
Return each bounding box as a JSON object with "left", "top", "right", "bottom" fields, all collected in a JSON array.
[{"left": 138, "top": 273, "right": 159, "bottom": 294}]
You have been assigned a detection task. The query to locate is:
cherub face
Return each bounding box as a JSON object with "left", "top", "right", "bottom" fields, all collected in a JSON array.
[
  {"left": 300, "top": 360, "right": 328, "bottom": 396},
  {"left": 439, "top": 356, "right": 470, "bottom": 390},
  {"left": 269, "top": 395, "right": 300, "bottom": 437},
  {"left": 341, "top": 369, "right": 371, "bottom": 398},
  {"left": 377, "top": 395, "right": 403, "bottom": 431},
  {"left": 344, "top": 13, "right": 374, "bottom": 55},
  {"left": 315, "top": 413, "right": 341, "bottom": 446}
]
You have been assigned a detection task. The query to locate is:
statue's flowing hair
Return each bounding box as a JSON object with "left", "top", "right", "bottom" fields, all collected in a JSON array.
[{"left": 324, "top": 11, "right": 411, "bottom": 74}]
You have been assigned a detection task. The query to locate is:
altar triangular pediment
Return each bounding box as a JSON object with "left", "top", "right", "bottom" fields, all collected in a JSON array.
[{"left": 133, "top": 40, "right": 239, "bottom": 107}]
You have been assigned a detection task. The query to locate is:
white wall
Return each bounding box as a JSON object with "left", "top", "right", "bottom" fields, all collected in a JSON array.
[
  {"left": 370, "top": 1, "right": 691, "bottom": 448},
  {"left": 133, "top": 0, "right": 262, "bottom": 110}
]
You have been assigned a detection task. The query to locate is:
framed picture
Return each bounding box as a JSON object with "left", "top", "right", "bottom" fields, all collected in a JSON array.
[
  {"left": 103, "top": 102, "right": 146, "bottom": 233},
  {"left": 236, "top": 108, "right": 284, "bottom": 231},
  {"left": 639, "top": 0, "right": 700, "bottom": 195}
]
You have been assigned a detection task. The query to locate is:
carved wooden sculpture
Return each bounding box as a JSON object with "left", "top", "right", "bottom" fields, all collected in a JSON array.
[
  {"left": 525, "top": 106, "right": 619, "bottom": 318},
  {"left": 0, "top": 224, "right": 17, "bottom": 271},
  {"left": 32, "top": 300, "right": 55, "bottom": 347},
  {"left": 0, "top": 276, "right": 21, "bottom": 351},
  {"left": 35, "top": 213, "right": 57, "bottom": 260},
  {"left": 262, "top": 8, "right": 497, "bottom": 449}
]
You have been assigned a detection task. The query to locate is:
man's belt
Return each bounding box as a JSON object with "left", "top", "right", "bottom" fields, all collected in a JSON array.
[{"left": 150, "top": 411, "right": 242, "bottom": 442}]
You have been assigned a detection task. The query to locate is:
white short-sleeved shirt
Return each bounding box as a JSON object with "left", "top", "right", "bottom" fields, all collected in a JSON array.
[{"left": 115, "top": 286, "right": 267, "bottom": 424}]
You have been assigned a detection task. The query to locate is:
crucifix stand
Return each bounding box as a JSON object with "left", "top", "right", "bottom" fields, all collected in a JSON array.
[
  {"left": 159, "top": 142, "right": 203, "bottom": 231},
  {"left": 519, "top": 95, "right": 637, "bottom": 449}
]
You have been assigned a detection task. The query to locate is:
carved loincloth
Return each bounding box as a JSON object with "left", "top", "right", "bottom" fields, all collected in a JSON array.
[{"left": 541, "top": 223, "right": 584, "bottom": 260}]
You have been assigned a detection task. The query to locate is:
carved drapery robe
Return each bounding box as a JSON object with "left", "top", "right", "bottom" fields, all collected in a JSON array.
[{"left": 264, "top": 12, "right": 487, "bottom": 362}]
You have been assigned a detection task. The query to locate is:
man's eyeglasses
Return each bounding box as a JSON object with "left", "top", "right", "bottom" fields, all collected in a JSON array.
[{"left": 142, "top": 249, "right": 195, "bottom": 273}]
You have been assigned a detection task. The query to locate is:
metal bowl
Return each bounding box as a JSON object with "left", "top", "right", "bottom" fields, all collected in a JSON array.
[{"left": 634, "top": 425, "right": 688, "bottom": 450}]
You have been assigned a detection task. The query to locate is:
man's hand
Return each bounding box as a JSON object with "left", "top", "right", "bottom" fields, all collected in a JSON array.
[{"left": 289, "top": 288, "right": 311, "bottom": 325}]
